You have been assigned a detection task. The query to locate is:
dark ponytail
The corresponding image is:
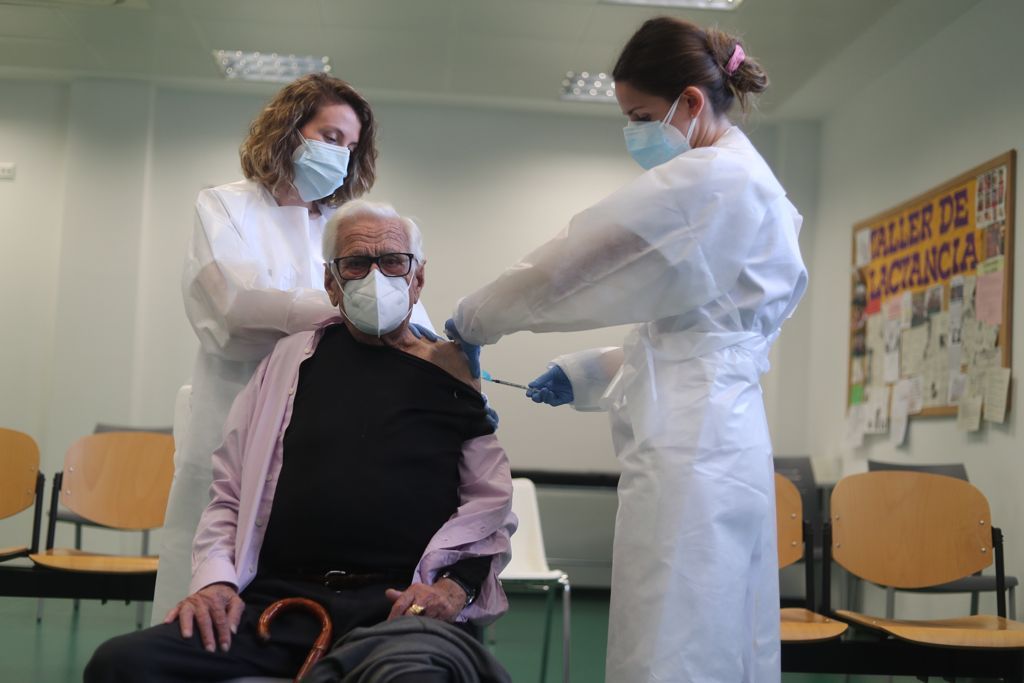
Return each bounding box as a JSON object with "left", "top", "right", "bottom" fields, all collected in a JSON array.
[{"left": 612, "top": 17, "right": 768, "bottom": 116}]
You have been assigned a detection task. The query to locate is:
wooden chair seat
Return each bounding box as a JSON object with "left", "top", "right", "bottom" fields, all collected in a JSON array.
[
  {"left": 836, "top": 609, "right": 1024, "bottom": 648},
  {"left": 0, "top": 545, "right": 29, "bottom": 562},
  {"left": 774, "top": 473, "right": 846, "bottom": 645},
  {"left": 781, "top": 607, "right": 849, "bottom": 643},
  {"left": 30, "top": 548, "right": 158, "bottom": 574}
]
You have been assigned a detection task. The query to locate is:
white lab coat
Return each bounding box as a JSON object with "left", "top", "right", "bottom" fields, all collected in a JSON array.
[
  {"left": 152, "top": 180, "right": 432, "bottom": 621},
  {"left": 452, "top": 127, "right": 807, "bottom": 682}
]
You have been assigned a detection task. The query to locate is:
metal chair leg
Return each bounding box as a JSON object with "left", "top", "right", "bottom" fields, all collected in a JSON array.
[
  {"left": 539, "top": 585, "right": 555, "bottom": 683},
  {"left": 36, "top": 598, "right": 44, "bottom": 623},
  {"left": 73, "top": 521, "right": 83, "bottom": 612},
  {"left": 138, "top": 529, "right": 151, "bottom": 628},
  {"left": 845, "top": 571, "right": 862, "bottom": 611},
  {"left": 883, "top": 585, "right": 896, "bottom": 683},
  {"left": 560, "top": 576, "right": 571, "bottom": 683},
  {"left": 970, "top": 591, "right": 979, "bottom": 616}
]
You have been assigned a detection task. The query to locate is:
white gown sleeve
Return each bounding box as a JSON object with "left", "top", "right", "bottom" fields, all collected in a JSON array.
[
  {"left": 452, "top": 150, "right": 784, "bottom": 345},
  {"left": 182, "top": 191, "right": 337, "bottom": 362},
  {"left": 552, "top": 346, "right": 624, "bottom": 412}
]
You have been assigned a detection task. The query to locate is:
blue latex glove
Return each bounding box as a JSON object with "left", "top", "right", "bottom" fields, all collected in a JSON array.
[
  {"left": 409, "top": 323, "right": 440, "bottom": 342},
  {"left": 526, "top": 365, "right": 574, "bottom": 406},
  {"left": 482, "top": 394, "right": 499, "bottom": 432},
  {"left": 444, "top": 318, "right": 481, "bottom": 379}
]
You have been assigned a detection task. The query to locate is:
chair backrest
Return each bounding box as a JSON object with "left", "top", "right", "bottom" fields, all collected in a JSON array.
[
  {"left": 773, "top": 456, "right": 818, "bottom": 525},
  {"left": 867, "top": 459, "right": 969, "bottom": 481},
  {"left": 831, "top": 471, "right": 992, "bottom": 589},
  {"left": 0, "top": 428, "right": 40, "bottom": 519},
  {"left": 501, "top": 478, "right": 552, "bottom": 575},
  {"left": 775, "top": 472, "right": 804, "bottom": 569},
  {"left": 59, "top": 432, "right": 175, "bottom": 530}
]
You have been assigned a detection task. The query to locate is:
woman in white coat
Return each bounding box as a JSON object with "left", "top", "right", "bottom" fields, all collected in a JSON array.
[
  {"left": 152, "top": 74, "right": 433, "bottom": 621},
  {"left": 446, "top": 18, "right": 807, "bottom": 682}
]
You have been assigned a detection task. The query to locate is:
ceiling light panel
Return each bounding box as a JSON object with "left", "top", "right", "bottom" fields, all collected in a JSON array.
[
  {"left": 212, "top": 50, "right": 330, "bottom": 83},
  {"left": 601, "top": 0, "right": 744, "bottom": 10},
  {"left": 560, "top": 71, "right": 616, "bottom": 103}
]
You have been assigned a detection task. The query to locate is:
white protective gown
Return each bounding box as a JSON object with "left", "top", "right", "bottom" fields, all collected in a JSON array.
[
  {"left": 152, "top": 180, "right": 432, "bottom": 621},
  {"left": 452, "top": 127, "right": 807, "bottom": 682}
]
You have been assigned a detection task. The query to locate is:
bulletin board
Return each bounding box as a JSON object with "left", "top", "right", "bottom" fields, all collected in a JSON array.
[{"left": 848, "top": 151, "right": 1015, "bottom": 428}]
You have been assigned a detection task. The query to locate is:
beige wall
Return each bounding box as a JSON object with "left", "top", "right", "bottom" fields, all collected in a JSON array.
[{"left": 807, "top": 0, "right": 1024, "bottom": 617}]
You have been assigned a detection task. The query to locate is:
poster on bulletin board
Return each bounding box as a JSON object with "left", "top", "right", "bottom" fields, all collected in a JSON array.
[{"left": 848, "top": 151, "right": 1015, "bottom": 436}]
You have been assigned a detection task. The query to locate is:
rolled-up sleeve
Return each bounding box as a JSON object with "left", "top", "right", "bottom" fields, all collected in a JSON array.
[
  {"left": 416, "top": 433, "right": 517, "bottom": 624},
  {"left": 553, "top": 346, "right": 624, "bottom": 412}
]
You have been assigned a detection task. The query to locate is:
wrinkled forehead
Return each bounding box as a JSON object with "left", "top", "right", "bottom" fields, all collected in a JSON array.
[{"left": 335, "top": 217, "right": 409, "bottom": 257}]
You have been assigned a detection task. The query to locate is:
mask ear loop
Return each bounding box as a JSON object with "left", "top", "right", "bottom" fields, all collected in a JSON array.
[
  {"left": 289, "top": 129, "right": 313, "bottom": 201},
  {"left": 662, "top": 95, "right": 682, "bottom": 125},
  {"left": 328, "top": 262, "right": 353, "bottom": 320},
  {"left": 397, "top": 260, "right": 419, "bottom": 330},
  {"left": 683, "top": 115, "right": 698, "bottom": 143},
  {"left": 665, "top": 93, "right": 699, "bottom": 144}
]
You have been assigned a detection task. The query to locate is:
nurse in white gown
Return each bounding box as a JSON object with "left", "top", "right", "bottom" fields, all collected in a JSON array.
[
  {"left": 447, "top": 19, "right": 807, "bottom": 682},
  {"left": 152, "top": 74, "right": 433, "bottom": 621}
]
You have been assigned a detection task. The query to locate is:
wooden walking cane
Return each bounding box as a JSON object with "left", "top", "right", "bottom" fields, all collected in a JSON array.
[{"left": 258, "top": 597, "right": 334, "bottom": 682}]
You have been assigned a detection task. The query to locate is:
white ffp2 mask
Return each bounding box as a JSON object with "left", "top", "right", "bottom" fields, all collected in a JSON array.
[{"left": 335, "top": 269, "right": 413, "bottom": 337}]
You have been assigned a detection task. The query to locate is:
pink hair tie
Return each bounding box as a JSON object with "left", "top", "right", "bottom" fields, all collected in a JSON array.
[{"left": 725, "top": 44, "right": 746, "bottom": 75}]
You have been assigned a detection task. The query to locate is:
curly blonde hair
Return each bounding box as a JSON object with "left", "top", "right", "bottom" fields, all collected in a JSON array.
[{"left": 239, "top": 73, "right": 377, "bottom": 206}]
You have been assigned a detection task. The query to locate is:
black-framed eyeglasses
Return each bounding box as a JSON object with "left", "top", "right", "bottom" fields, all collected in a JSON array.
[{"left": 330, "top": 252, "right": 415, "bottom": 280}]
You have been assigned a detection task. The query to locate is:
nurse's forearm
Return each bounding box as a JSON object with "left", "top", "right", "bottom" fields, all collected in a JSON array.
[{"left": 188, "top": 265, "right": 334, "bottom": 360}]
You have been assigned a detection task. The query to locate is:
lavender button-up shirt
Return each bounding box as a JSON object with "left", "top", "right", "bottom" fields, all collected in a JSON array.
[{"left": 189, "top": 317, "right": 517, "bottom": 624}]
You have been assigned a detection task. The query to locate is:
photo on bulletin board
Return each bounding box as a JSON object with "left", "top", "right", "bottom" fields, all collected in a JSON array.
[{"left": 848, "top": 150, "right": 1015, "bottom": 421}]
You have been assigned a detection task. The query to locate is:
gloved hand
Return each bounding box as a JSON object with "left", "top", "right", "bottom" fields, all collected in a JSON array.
[
  {"left": 444, "top": 318, "right": 481, "bottom": 379},
  {"left": 409, "top": 323, "right": 440, "bottom": 342},
  {"left": 482, "top": 394, "right": 499, "bottom": 432},
  {"left": 526, "top": 365, "right": 574, "bottom": 407}
]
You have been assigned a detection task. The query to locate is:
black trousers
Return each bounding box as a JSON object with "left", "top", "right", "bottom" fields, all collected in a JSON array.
[{"left": 84, "top": 577, "right": 453, "bottom": 683}]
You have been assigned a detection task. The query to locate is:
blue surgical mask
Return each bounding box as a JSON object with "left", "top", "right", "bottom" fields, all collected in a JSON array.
[
  {"left": 623, "top": 95, "right": 697, "bottom": 170},
  {"left": 291, "top": 137, "right": 350, "bottom": 202}
]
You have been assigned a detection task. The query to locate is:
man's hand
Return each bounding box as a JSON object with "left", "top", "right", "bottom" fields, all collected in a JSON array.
[
  {"left": 163, "top": 583, "right": 244, "bottom": 653},
  {"left": 385, "top": 579, "right": 467, "bottom": 622}
]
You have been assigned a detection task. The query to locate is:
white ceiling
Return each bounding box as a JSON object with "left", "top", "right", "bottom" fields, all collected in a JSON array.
[{"left": 0, "top": 0, "right": 979, "bottom": 118}]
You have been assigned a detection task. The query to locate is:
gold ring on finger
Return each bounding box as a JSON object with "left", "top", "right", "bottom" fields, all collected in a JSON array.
[{"left": 408, "top": 604, "right": 425, "bottom": 616}]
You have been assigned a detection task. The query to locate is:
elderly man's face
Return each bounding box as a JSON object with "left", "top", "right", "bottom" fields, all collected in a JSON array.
[{"left": 324, "top": 216, "right": 425, "bottom": 323}]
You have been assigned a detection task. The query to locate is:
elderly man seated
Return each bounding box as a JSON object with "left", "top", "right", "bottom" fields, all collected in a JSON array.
[{"left": 85, "top": 201, "right": 517, "bottom": 683}]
